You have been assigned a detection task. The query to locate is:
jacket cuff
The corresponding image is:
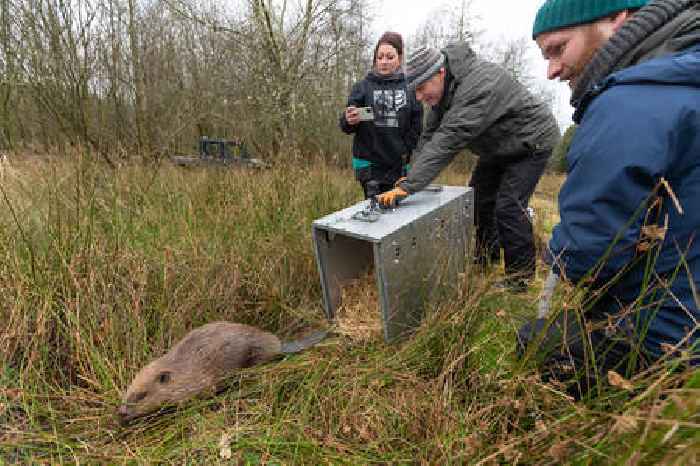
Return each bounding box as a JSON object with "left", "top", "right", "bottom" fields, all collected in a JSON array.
[
  {"left": 339, "top": 115, "right": 355, "bottom": 134},
  {"left": 398, "top": 179, "right": 415, "bottom": 194}
]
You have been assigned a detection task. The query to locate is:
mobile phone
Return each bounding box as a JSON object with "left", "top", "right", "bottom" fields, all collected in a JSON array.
[{"left": 357, "top": 107, "right": 374, "bottom": 121}]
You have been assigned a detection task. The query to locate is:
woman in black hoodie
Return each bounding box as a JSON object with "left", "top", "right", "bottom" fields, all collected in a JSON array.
[{"left": 339, "top": 32, "right": 423, "bottom": 199}]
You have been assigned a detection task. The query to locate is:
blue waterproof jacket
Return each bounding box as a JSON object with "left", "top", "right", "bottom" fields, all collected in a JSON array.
[{"left": 551, "top": 44, "right": 700, "bottom": 359}]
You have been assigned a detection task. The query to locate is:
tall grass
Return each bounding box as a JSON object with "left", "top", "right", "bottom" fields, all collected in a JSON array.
[{"left": 0, "top": 154, "right": 697, "bottom": 464}]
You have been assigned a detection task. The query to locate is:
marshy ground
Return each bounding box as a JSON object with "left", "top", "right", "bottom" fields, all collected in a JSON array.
[{"left": 0, "top": 154, "right": 697, "bottom": 464}]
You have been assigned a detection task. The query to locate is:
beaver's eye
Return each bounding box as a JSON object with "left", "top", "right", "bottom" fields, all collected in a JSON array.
[
  {"left": 158, "top": 371, "right": 172, "bottom": 384},
  {"left": 131, "top": 391, "right": 148, "bottom": 402}
]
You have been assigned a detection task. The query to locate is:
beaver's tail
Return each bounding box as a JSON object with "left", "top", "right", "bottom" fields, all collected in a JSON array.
[{"left": 280, "top": 330, "right": 329, "bottom": 354}]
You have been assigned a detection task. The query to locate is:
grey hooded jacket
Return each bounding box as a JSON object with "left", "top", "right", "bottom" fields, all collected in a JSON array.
[{"left": 400, "top": 42, "right": 560, "bottom": 194}]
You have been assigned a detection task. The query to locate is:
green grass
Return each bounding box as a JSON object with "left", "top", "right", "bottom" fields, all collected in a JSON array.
[{"left": 0, "top": 154, "right": 697, "bottom": 464}]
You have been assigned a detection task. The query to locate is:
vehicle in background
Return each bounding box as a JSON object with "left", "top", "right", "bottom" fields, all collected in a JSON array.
[{"left": 170, "top": 137, "right": 269, "bottom": 169}]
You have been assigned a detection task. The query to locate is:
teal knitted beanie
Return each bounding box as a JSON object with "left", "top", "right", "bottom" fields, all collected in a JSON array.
[{"left": 532, "top": 0, "right": 649, "bottom": 38}]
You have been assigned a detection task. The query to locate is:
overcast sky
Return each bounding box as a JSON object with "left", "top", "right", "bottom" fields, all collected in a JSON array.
[{"left": 374, "top": 0, "right": 574, "bottom": 128}]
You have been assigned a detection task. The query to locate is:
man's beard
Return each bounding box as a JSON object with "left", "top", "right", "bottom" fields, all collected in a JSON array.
[{"left": 569, "top": 24, "right": 610, "bottom": 90}]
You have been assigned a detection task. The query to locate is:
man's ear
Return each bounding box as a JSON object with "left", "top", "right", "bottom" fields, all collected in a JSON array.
[
  {"left": 596, "top": 10, "right": 630, "bottom": 37},
  {"left": 611, "top": 9, "right": 631, "bottom": 32}
]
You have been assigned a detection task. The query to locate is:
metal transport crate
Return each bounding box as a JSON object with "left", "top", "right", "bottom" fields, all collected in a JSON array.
[{"left": 312, "top": 186, "right": 474, "bottom": 341}]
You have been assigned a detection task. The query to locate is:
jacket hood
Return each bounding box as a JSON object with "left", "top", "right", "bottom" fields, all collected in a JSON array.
[
  {"left": 573, "top": 0, "right": 700, "bottom": 122},
  {"left": 624, "top": 2, "right": 700, "bottom": 65},
  {"left": 611, "top": 43, "right": 700, "bottom": 86},
  {"left": 572, "top": 0, "right": 699, "bottom": 113},
  {"left": 366, "top": 70, "right": 406, "bottom": 83},
  {"left": 441, "top": 42, "right": 477, "bottom": 79}
]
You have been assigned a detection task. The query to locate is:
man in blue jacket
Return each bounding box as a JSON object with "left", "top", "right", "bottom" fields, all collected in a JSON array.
[{"left": 520, "top": 0, "right": 699, "bottom": 398}]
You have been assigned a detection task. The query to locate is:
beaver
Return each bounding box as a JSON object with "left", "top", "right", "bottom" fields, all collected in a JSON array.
[{"left": 117, "top": 322, "right": 327, "bottom": 424}]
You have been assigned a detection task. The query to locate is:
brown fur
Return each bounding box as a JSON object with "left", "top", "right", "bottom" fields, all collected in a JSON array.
[{"left": 118, "top": 322, "right": 282, "bottom": 423}]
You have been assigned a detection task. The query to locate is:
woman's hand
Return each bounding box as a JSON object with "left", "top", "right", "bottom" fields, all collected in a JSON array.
[{"left": 345, "top": 106, "right": 361, "bottom": 126}]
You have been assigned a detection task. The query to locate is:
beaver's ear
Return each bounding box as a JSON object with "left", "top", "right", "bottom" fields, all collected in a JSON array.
[{"left": 157, "top": 371, "right": 172, "bottom": 384}]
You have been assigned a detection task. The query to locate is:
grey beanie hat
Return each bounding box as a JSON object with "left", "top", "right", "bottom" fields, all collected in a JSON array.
[{"left": 405, "top": 46, "right": 445, "bottom": 88}]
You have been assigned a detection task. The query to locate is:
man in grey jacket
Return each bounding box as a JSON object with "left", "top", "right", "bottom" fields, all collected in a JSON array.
[{"left": 378, "top": 43, "right": 560, "bottom": 289}]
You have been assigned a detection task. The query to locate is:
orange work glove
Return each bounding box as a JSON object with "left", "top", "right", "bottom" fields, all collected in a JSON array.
[
  {"left": 394, "top": 176, "right": 407, "bottom": 188},
  {"left": 377, "top": 186, "right": 408, "bottom": 208}
]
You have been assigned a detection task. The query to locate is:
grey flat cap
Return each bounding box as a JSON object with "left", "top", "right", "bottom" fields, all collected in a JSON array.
[{"left": 406, "top": 46, "right": 445, "bottom": 88}]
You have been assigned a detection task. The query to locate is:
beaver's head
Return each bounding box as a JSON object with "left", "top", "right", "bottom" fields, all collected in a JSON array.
[{"left": 117, "top": 357, "right": 208, "bottom": 425}]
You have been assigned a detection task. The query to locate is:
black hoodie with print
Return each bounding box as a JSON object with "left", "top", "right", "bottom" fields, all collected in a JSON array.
[{"left": 339, "top": 71, "right": 423, "bottom": 171}]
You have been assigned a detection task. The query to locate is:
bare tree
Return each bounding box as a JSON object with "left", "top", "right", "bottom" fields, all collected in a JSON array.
[
  {"left": 480, "top": 37, "right": 533, "bottom": 84},
  {"left": 127, "top": 0, "right": 148, "bottom": 154},
  {"left": 478, "top": 36, "right": 558, "bottom": 110},
  {"left": 13, "top": 0, "right": 103, "bottom": 151},
  {"left": 2, "top": 0, "right": 371, "bottom": 159},
  {"left": 408, "top": 0, "right": 481, "bottom": 51},
  {"left": 0, "top": 0, "right": 14, "bottom": 150}
]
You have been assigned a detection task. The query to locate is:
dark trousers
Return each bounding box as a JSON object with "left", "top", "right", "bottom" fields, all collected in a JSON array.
[
  {"left": 517, "top": 306, "right": 649, "bottom": 400},
  {"left": 468, "top": 150, "right": 550, "bottom": 279},
  {"left": 355, "top": 165, "right": 404, "bottom": 199}
]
